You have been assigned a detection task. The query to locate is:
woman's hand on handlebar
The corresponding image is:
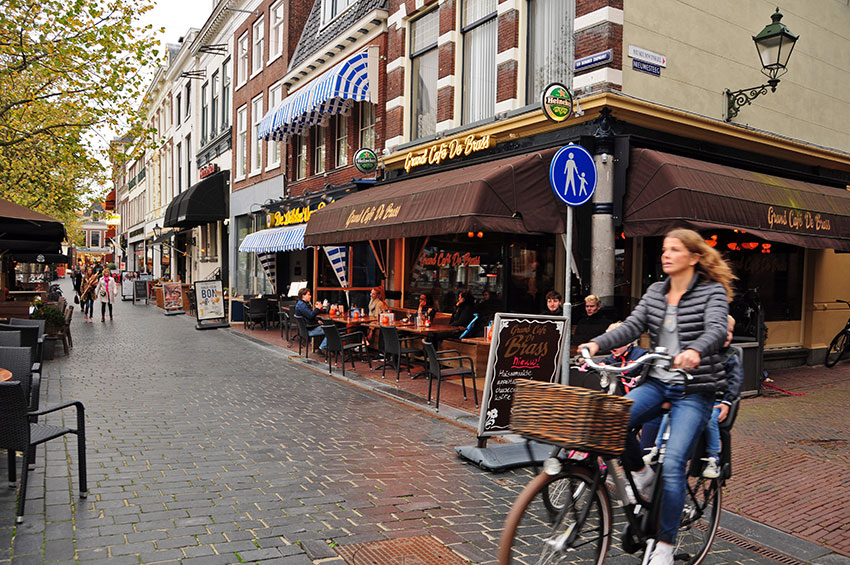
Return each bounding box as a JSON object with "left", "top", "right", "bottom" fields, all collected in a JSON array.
[
  {"left": 578, "top": 342, "right": 599, "bottom": 359},
  {"left": 673, "top": 348, "right": 700, "bottom": 371}
]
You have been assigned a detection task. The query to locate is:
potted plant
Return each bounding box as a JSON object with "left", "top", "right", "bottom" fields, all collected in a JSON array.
[{"left": 30, "top": 304, "right": 66, "bottom": 360}]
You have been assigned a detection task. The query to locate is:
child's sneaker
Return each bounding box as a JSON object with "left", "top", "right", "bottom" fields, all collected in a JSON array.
[
  {"left": 702, "top": 457, "right": 720, "bottom": 479},
  {"left": 642, "top": 446, "right": 659, "bottom": 466}
]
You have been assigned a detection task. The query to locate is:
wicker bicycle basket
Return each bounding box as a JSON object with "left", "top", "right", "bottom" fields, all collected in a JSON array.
[{"left": 510, "top": 379, "right": 634, "bottom": 456}]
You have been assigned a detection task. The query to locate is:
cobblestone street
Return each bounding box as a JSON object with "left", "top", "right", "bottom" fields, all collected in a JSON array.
[{"left": 0, "top": 280, "right": 836, "bottom": 563}]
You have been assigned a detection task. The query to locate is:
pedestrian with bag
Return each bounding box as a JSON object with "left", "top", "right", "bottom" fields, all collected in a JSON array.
[
  {"left": 72, "top": 267, "right": 83, "bottom": 310},
  {"left": 95, "top": 267, "right": 119, "bottom": 322},
  {"left": 80, "top": 266, "right": 98, "bottom": 323}
]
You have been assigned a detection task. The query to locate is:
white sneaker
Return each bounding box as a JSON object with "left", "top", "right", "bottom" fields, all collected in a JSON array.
[
  {"left": 632, "top": 466, "right": 656, "bottom": 500},
  {"left": 647, "top": 542, "right": 674, "bottom": 565},
  {"left": 702, "top": 457, "right": 720, "bottom": 479},
  {"left": 642, "top": 446, "right": 659, "bottom": 466}
]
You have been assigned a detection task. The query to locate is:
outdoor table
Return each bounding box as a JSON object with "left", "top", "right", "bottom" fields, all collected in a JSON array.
[
  {"left": 0, "top": 368, "right": 11, "bottom": 382},
  {"left": 318, "top": 314, "right": 379, "bottom": 329}
]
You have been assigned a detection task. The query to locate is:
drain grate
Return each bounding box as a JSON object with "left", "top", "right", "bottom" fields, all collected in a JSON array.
[
  {"left": 714, "top": 528, "right": 808, "bottom": 565},
  {"left": 335, "top": 535, "right": 469, "bottom": 565}
]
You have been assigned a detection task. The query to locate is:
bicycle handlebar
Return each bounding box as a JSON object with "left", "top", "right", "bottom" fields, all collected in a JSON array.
[{"left": 579, "top": 346, "right": 673, "bottom": 374}]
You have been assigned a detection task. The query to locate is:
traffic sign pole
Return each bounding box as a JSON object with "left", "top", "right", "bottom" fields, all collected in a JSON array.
[{"left": 562, "top": 207, "right": 573, "bottom": 385}]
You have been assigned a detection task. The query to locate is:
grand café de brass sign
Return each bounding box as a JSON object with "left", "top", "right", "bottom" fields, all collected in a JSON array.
[
  {"left": 767, "top": 205, "right": 833, "bottom": 234},
  {"left": 403, "top": 134, "right": 493, "bottom": 173}
]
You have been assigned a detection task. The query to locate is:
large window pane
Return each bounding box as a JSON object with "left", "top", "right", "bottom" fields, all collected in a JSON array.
[
  {"left": 462, "top": 0, "right": 497, "bottom": 125},
  {"left": 527, "top": 0, "right": 574, "bottom": 102},
  {"left": 411, "top": 10, "right": 438, "bottom": 139}
]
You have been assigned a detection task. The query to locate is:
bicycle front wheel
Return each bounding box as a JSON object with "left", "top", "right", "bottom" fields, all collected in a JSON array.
[
  {"left": 675, "top": 474, "right": 722, "bottom": 565},
  {"left": 499, "top": 466, "right": 611, "bottom": 565},
  {"left": 825, "top": 331, "right": 849, "bottom": 368}
]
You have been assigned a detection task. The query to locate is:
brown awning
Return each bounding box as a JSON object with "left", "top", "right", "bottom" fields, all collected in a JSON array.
[
  {"left": 304, "top": 148, "right": 565, "bottom": 245},
  {"left": 625, "top": 148, "right": 850, "bottom": 251}
]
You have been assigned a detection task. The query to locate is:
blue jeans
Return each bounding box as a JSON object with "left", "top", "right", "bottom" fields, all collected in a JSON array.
[
  {"left": 83, "top": 297, "right": 94, "bottom": 318},
  {"left": 308, "top": 326, "right": 327, "bottom": 350},
  {"left": 704, "top": 406, "right": 721, "bottom": 459},
  {"left": 624, "top": 378, "right": 714, "bottom": 544}
]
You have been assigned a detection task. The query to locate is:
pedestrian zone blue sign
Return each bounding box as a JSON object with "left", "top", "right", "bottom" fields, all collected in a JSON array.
[{"left": 549, "top": 144, "right": 597, "bottom": 206}]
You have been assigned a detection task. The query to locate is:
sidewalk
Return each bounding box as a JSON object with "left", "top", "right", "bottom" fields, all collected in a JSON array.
[{"left": 232, "top": 321, "right": 850, "bottom": 561}]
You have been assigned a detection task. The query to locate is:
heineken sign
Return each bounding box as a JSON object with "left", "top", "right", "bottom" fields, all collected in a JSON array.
[
  {"left": 541, "top": 82, "right": 575, "bottom": 123},
  {"left": 354, "top": 148, "right": 379, "bottom": 174}
]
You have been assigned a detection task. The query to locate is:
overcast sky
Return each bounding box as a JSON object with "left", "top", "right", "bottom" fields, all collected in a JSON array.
[{"left": 140, "top": 0, "right": 212, "bottom": 47}]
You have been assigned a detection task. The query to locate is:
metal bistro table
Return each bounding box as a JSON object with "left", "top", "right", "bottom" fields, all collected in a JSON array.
[{"left": 395, "top": 321, "right": 465, "bottom": 379}]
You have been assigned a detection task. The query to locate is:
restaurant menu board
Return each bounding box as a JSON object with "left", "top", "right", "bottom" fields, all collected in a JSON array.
[
  {"left": 121, "top": 272, "right": 134, "bottom": 300},
  {"left": 133, "top": 280, "right": 149, "bottom": 303},
  {"left": 195, "top": 280, "right": 226, "bottom": 321},
  {"left": 163, "top": 282, "right": 183, "bottom": 311},
  {"left": 476, "top": 313, "right": 568, "bottom": 437}
]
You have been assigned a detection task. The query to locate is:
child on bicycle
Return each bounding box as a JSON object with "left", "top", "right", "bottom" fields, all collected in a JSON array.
[{"left": 600, "top": 321, "right": 647, "bottom": 395}]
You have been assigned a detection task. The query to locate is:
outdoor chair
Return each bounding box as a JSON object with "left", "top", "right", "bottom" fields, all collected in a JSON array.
[
  {"left": 422, "top": 340, "right": 478, "bottom": 412},
  {"left": 60, "top": 305, "right": 74, "bottom": 353},
  {"left": 244, "top": 298, "right": 269, "bottom": 330},
  {"left": 0, "top": 330, "right": 21, "bottom": 347},
  {"left": 379, "top": 326, "right": 422, "bottom": 384},
  {"left": 0, "top": 345, "right": 41, "bottom": 483},
  {"left": 0, "top": 324, "right": 41, "bottom": 374},
  {"left": 294, "top": 315, "right": 316, "bottom": 358},
  {"left": 9, "top": 318, "right": 45, "bottom": 339},
  {"left": 320, "top": 322, "right": 371, "bottom": 377},
  {"left": 279, "top": 305, "right": 293, "bottom": 342},
  {"left": 0, "top": 381, "right": 87, "bottom": 523}
]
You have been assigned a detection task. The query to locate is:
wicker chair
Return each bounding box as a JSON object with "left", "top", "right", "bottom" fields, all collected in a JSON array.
[
  {"left": 321, "top": 322, "right": 371, "bottom": 376},
  {"left": 0, "top": 331, "right": 21, "bottom": 347},
  {"left": 422, "top": 340, "right": 478, "bottom": 412},
  {"left": 379, "top": 326, "right": 422, "bottom": 384},
  {"left": 244, "top": 298, "right": 269, "bottom": 330},
  {"left": 294, "top": 315, "right": 314, "bottom": 358},
  {"left": 278, "top": 305, "right": 293, "bottom": 342},
  {"left": 0, "top": 324, "right": 41, "bottom": 374},
  {"left": 0, "top": 381, "right": 87, "bottom": 523}
]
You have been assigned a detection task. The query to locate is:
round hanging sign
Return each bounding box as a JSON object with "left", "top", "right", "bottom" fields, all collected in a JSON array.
[
  {"left": 541, "top": 82, "right": 575, "bottom": 123},
  {"left": 354, "top": 148, "right": 379, "bottom": 174}
]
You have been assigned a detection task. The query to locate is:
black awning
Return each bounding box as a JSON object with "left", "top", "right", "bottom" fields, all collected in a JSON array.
[
  {"left": 5, "top": 252, "right": 70, "bottom": 264},
  {"left": 0, "top": 238, "right": 62, "bottom": 253},
  {"left": 0, "top": 197, "right": 66, "bottom": 244},
  {"left": 152, "top": 229, "right": 177, "bottom": 245},
  {"left": 164, "top": 170, "right": 229, "bottom": 228}
]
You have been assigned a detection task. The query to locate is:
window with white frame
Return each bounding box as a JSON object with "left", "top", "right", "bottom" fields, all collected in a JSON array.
[
  {"left": 410, "top": 10, "right": 438, "bottom": 139},
  {"left": 176, "top": 142, "right": 182, "bottom": 192},
  {"left": 251, "top": 95, "right": 263, "bottom": 173},
  {"left": 176, "top": 93, "right": 182, "bottom": 124},
  {"left": 462, "top": 0, "right": 497, "bottom": 124},
  {"left": 201, "top": 82, "right": 209, "bottom": 143},
  {"left": 322, "top": 0, "right": 355, "bottom": 25},
  {"left": 252, "top": 18, "right": 264, "bottom": 74},
  {"left": 335, "top": 114, "right": 348, "bottom": 167},
  {"left": 295, "top": 135, "right": 307, "bottom": 179},
  {"left": 268, "top": 82, "right": 283, "bottom": 167},
  {"left": 313, "top": 125, "right": 326, "bottom": 174},
  {"left": 185, "top": 83, "right": 191, "bottom": 116},
  {"left": 527, "top": 0, "right": 574, "bottom": 102},
  {"left": 238, "top": 33, "right": 249, "bottom": 85},
  {"left": 222, "top": 59, "right": 231, "bottom": 127},
  {"left": 270, "top": 1, "right": 285, "bottom": 61},
  {"left": 359, "top": 102, "right": 375, "bottom": 149},
  {"left": 185, "top": 133, "right": 192, "bottom": 187},
  {"left": 236, "top": 105, "right": 248, "bottom": 178},
  {"left": 211, "top": 71, "right": 219, "bottom": 137},
  {"left": 90, "top": 231, "right": 101, "bottom": 248}
]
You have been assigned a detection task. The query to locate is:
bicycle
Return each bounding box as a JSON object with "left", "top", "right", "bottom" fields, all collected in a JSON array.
[
  {"left": 825, "top": 300, "right": 850, "bottom": 368},
  {"left": 498, "top": 347, "right": 727, "bottom": 564}
]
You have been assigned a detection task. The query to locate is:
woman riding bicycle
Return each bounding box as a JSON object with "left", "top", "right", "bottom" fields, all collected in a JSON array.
[{"left": 579, "top": 228, "right": 734, "bottom": 565}]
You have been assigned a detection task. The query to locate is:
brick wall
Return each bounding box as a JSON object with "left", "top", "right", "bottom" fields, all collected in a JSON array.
[{"left": 574, "top": 0, "right": 624, "bottom": 93}]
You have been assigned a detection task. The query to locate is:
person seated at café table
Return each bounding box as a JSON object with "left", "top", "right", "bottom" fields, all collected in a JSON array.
[
  {"left": 449, "top": 290, "right": 476, "bottom": 327},
  {"left": 573, "top": 293, "right": 614, "bottom": 345},
  {"left": 295, "top": 288, "right": 327, "bottom": 351},
  {"left": 416, "top": 293, "right": 435, "bottom": 323},
  {"left": 541, "top": 290, "right": 564, "bottom": 316},
  {"left": 365, "top": 286, "right": 390, "bottom": 347}
]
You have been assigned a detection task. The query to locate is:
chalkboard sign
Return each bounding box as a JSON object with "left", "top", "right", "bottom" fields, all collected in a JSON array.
[
  {"left": 133, "top": 280, "right": 148, "bottom": 304},
  {"left": 476, "top": 313, "right": 568, "bottom": 437}
]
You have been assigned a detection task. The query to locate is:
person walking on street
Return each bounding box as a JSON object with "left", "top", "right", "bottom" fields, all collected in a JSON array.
[
  {"left": 95, "top": 267, "right": 119, "bottom": 322},
  {"left": 579, "top": 228, "right": 735, "bottom": 565},
  {"left": 72, "top": 267, "right": 83, "bottom": 310},
  {"left": 80, "top": 266, "right": 98, "bottom": 323}
]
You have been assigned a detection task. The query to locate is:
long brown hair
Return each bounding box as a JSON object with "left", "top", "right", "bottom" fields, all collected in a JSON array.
[{"left": 666, "top": 228, "right": 736, "bottom": 301}]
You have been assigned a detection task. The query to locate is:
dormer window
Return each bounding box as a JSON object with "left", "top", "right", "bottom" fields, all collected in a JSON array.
[{"left": 322, "top": 0, "right": 355, "bottom": 26}]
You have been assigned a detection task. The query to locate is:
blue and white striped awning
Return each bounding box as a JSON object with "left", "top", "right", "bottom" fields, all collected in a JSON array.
[
  {"left": 258, "top": 46, "right": 378, "bottom": 141},
  {"left": 238, "top": 224, "right": 308, "bottom": 253}
]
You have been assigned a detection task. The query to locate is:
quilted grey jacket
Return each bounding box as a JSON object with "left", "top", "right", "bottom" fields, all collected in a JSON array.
[{"left": 591, "top": 273, "right": 729, "bottom": 395}]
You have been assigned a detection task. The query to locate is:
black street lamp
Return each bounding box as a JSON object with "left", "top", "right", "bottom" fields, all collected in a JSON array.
[{"left": 725, "top": 8, "right": 799, "bottom": 121}]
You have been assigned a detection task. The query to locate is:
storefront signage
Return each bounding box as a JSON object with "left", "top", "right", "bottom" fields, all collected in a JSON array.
[
  {"left": 266, "top": 202, "right": 328, "bottom": 227},
  {"left": 419, "top": 251, "right": 481, "bottom": 268},
  {"left": 575, "top": 50, "right": 613, "bottom": 71},
  {"left": 541, "top": 82, "right": 575, "bottom": 123},
  {"left": 633, "top": 59, "right": 662, "bottom": 76},
  {"left": 628, "top": 44, "right": 667, "bottom": 67},
  {"left": 476, "top": 313, "right": 568, "bottom": 437},
  {"left": 354, "top": 148, "right": 379, "bottom": 174},
  {"left": 195, "top": 280, "right": 226, "bottom": 321},
  {"left": 550, "top": 143, "right": 597, "bottom": 206},
  {"left": 199, "top": 163, "right": 220, "bottom": 179},
  {"left": 403, "top": 134, "right": 492, "bottom": 173},
  {"left": 344, "top": 202, "right": 401, "bottom": 228},
  {"left": 767, "top": 206, "right": 833, "bottom": 233}
]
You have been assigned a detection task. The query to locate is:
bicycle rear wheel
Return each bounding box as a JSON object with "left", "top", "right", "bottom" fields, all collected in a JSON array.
[
  {"left": 499, "top": 466, "right": 611, "bottom": 565},
  {"left": 825, "top": 331, "right": 849, "bottom": 368},
  {"left": 674, "top": 474, "right": 722, "bottom": 565}
]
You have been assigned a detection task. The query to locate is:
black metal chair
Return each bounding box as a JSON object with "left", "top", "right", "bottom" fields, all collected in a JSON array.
[
  {"left": 279, "top": 305, "right": 294, "bottom": 342},
  {"left": 294, "top": 315, "right": 314, "bottom": 358},
  {"left": 320, "top": 322, "right": 371, "bottom": 376},
  {"left": 0, "top": 381, "right": 87, "bottom": 523},
  {"left": 422, "top": 340, "right": 478, "bottom": 412},
  {"left": 244, "top": 298, "right": 269, "bottom": 330},
  {"left": 379, "top": 326, "right": 422, "bottom": 384},
  {"left": 0, "top": 330, "right": 21, "bottom": 347},
  {"left": 0, "top": 324, "right": 41, "bottom": 375}
]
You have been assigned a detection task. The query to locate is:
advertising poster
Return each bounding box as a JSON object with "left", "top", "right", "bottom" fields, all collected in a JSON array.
[
  {"left": 195, "top": 280, "right": 225, "bottom": 321},
  {"left": 476, "top": 313, "right": 568, "bottom": 437},
  {"left": 162, "top": 282, "right": 183, "bottom": 311}
]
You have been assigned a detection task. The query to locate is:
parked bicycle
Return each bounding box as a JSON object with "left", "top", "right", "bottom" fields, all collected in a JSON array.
[
  {"left": 498, "top": 347, "right": 732, "bottom": 564},
  {"left": 825, "top": 299, "right": 850, "bottom": 368}
]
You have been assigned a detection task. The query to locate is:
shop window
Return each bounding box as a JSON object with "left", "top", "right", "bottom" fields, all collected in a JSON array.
[
  {"left": 462, "top": 0, "right": 497, "bottom": 125},
  {"left": 200, "top": 224, "right": 218, "bottom": 260},
  {"left": 507, "top": 235, "right": 556, "bottom": 314},
  {"left": 410, "top": 9, "right": 438, "bottom": 139},
  {"left": 526, "top": 0, "right": 574, "bottom": 102},
  {"left": 236, "top": 215, "right": 274, "bottom": 296}
]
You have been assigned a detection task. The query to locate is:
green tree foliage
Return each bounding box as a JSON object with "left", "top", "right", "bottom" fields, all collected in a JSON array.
[{"left": 0, "top": 0, "right": 160, "bottom": 227}]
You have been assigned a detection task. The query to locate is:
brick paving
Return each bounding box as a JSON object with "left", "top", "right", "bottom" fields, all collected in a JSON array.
[{"left": 0, "top": 279, "right": 833, "bottom": 563}]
